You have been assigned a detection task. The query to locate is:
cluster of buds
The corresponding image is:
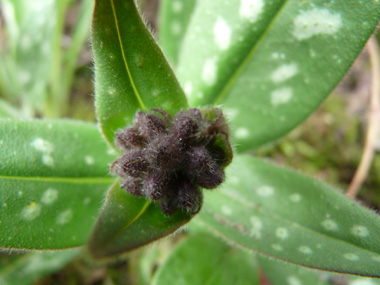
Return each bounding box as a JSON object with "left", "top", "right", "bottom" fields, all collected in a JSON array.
[{"left": 111, "top": 107, "right": 233, "bottom": 216}]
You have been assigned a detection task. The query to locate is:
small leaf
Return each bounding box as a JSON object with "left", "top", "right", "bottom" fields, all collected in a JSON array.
[
  {"left": 0, "top": 120, "right": 115, "bottom": 249},
  {"left": 93, "top": 0, "right": 188, "bottom": 149},
  {"left": 152, "top": 232, "right": 259, "bottom": 285},
  {"left": 257, "top": 255, "right": 328, "bottom": 285},
  {"left": 196, "top": 155, "right": 380, "bottom": 277},
  {"left": 0, "top": 249, "right": 79, "bottom": 285},
  {"left": 159, "top": 0, "right": 197, "bottom": 66},
  {"left": 88, "top": 182, "right": 191, "bottom": 259},
  {"left": 177, "top": 0, "right": 380, "bottom": 150}
]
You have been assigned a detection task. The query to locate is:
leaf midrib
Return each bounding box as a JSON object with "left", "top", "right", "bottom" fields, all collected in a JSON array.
[
  {"left": 216, "top": 189, "right": 380, "bottom": 256},
  {"left": 213, "top": 0, "right": 290, "bottom": 105},
  {"left": 110, "top": 0, "right": 147, "bottom": 111}
]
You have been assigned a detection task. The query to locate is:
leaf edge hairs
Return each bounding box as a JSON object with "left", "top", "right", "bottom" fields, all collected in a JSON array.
[{"left": 111, "top": 107, "right": 233, "bottom": 216}]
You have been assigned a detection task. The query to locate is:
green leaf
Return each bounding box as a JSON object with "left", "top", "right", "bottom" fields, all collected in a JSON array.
[
  {"left": 0, "top": 249, "right": 79, "bottom": 285},
  {"left": 257, "top": 256, "right": 328, "bottom": 285},
  {"left": 93, "top": 0, "right": 188, "bottom": 149},
  {"left": 88, "top": 182, "right": 191, "bottom": 259},
  {"left": 54, "top": 0, "right": 94, "bottom": 117},
  {"left": 152, "top": 232, "right": 259, "bottom": 285},
  {"left": 0, "top": 120, "right": 115, "bottom": 177},
  {"left": 196, "top": 155, "right": 380, "bottom": 277},
  {"left": 0, "top": 120, "right": 115, "bottom": 249},
  {"left": 159, "top": 0, "right": 197, "bottom": 67},
  {"left": 177, "top": 0, "right": 380, "bottom": 150}
]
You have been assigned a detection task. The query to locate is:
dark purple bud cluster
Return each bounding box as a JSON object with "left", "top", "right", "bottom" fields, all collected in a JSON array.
[{"left": 111, "top": 107, "right": 233, "bottom": 216}]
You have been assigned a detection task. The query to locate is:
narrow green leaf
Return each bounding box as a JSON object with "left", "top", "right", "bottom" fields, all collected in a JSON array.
[
  {"left": 152, "top": 232, "right": 259, "bottom": 285},
  {"left": 0, "top": 120, "right": 115, "bottom": 249},
  {"left": 93, "top": 0, "right": 188, "bottom": 149},
  {"left": 159, "top": 0, "right": 197, "bottom": 67},
  {"left": 0, "top": 249, "right": 78, "bottom": 285},
  {"left": 196, "top": 155, "right": 380, "bottom": 277},
  {"left": 88, "top": 182, "right": 191, "bottom": 259},
  {"left": 1, "top": 0, "right": 59, "bottom": 112},
  {"left": 57, "top": 0, "right": 94, "bottom": 116},
  {"left": 177, "top": 0, "right": 380, "bottom": 150},
  {"left": 257, "top": 256, "right": 328, "bottom": 285}
]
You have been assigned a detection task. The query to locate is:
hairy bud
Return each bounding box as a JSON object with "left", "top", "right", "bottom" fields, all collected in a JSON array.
[{"left": 111, "top": 107, "right": 233, "bottom": 216}]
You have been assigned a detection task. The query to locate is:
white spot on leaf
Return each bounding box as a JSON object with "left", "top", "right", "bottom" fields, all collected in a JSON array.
[
  {"left": 31, "top": 138, "right": 54, "bottom": 167},
  {"left": 108, "top": 87, "right": 117, "bottom": 96},
  {"left": 351, "top": 225, "right": 369, "bottom": 237},
  {"left": 85, "top": 156, "right": 94, "bottom": 165},
  {"left": 31, "top": 138, "right": 53, "bottom": 153},
  {"left": 202, "top": 58, "right": 217, "bottom": 85},
  {"left": 298, "top": 246, "right": 313, "bottom": 254},
  {"left": 289, "top": 193, "right": 301, "bottom": 202},
  {"left": 271, "top": 244, "right": 283, "bottom": 251},
  {"left": 321, "top": 219, "right": 338, "bottom": 231},
  {"left": 293, "top": 8, "right": 342, "bottom": 40},
  {"left": 56, "top": 209, "right": 73, "bottom": 225},
  {"left": 271, "top": 63, "right": 298, "bottom": 83},
  {"left": 221, "top": 205, "right": 232, "bottom": 216},
  {"left": 214, "top": 17, "right": 231, "bottom": 50},
  {"left": 240, "top": 0, "right": 264, "bottom": 23},
  {"left": 109, "top": 53, "right": 115, "bottom": 60},
  {"left": 235, "top": 127, "right": 249, "bottom": 138},
  {"left": 83, "top": 197, "right": 91, "bottom": 205},
  {"left": 271, "top": 87, "right": 293, "bottom": 105},
  {"left": 42, "top": 154, "right": 54, "bottom": 166},
  {"left": 41, "top": 188, "right": 58, "bottom": 205},
  {"left": 250, "top": 216, "right": 262, "bottom": 239},
  {"left": 344, "top": 253, "right": 359, "bottom": 261},
  {"left": 21, "top": 202, "right": 41, "bottom": 221},
  {"left": 276, "top": 227, "right": 288, "bottom": 239},
  {"left": 257, "top": 186, "right": 274, "bottom": 197},
  {"left": 287, "top": 276, "right": 301, "bottom": 285}
]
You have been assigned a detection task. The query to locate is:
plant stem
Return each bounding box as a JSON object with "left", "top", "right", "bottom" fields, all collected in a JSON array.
[{"left": 346, "top": 36, "right": 380, "bottom": 199}]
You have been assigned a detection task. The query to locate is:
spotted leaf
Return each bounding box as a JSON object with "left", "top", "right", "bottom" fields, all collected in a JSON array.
[
  {"left": 93, "top": 0, "right": 188, "bottom": 150},
  {"left": 0, "top": 120, "right": 115, "bottom": 249},
  {"left": 196, "top": 154, "right": 380, "bottom": 277},
  {"left": 152, "top": 232, "right": 259, "bottom": 285},
  {"left": 256, "top": 255, "right": 328, "bottom": 285},
  {"left": 176, "top": 0, "right": 380, "bottom": 151},
  {"left": 159, "top": 0, "right": 197, "bottom": 67}
]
